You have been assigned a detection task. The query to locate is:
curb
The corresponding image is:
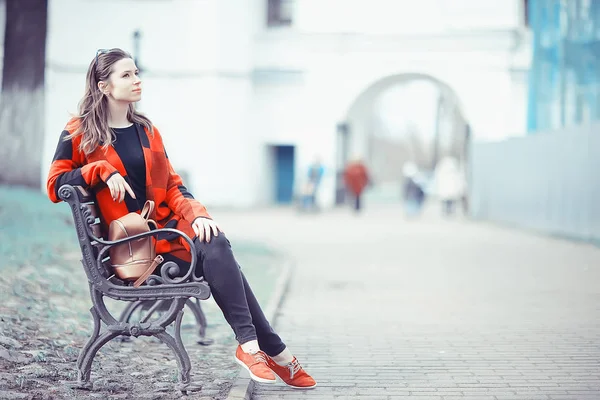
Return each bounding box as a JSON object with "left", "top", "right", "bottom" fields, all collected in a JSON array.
[{"left": 224, "top": 258, "right": 294, "bottom": 400}]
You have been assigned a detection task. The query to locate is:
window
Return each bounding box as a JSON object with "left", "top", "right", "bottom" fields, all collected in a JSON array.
[{"left": 267, "top": 0, "right": 293, "bottom": 27}]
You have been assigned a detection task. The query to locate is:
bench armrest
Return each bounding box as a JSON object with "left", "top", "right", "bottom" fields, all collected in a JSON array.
[
  {"left": 57, "top": 184, "right": 201, "bottom": 287},
  {"left": 94, "top": 228, "right": 200, "bottom": 285}
]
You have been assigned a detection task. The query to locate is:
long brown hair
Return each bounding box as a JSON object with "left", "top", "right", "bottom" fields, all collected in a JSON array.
[{"left": 67, "top": 48, "right": 153, "bottom": 154}]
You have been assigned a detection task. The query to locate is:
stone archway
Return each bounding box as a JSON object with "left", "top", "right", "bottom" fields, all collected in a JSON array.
[{"left": 335, "top": 73, "right": 470, "bottom": 204}]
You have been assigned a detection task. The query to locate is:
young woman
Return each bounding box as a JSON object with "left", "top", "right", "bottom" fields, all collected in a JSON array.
[{"left": 46, "top": 48, "right": 316, "bottom": 389}]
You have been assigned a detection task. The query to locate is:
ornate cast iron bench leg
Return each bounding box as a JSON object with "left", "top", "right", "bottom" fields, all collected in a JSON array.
[
  {"left": 158, "top": 307, "right": 202, "bottom": 394},
  {"left": 73, "top": 306, "right": 105, "bottom": 390},
  {"left": 117, "top": 301, "right": 145, "bottom": 342},
  {"left": 119, "top": 298, "right": 213, "bottom": 345},
  {"left": 74, "top": 288, "right": 202, "bottom": 393},
  {"left": 186, "top": 299, "right": 214, "bottom": 345}
]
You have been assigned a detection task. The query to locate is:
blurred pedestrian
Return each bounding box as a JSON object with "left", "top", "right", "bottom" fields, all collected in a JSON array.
[
  {"left": 402, "top": 161, "right": 425, "bottom": 217},
  {"left": 300, "top": 156, "right": 324, "bottom": 212},
  {"left": 343, "top": 158, "right": 370, "bottom": 213},
  {"left": 433, "top": 156, "right": 465, "bottom": 216}
]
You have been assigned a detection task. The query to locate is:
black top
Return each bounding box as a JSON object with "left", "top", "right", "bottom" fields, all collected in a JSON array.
[{"left": 111, "top": 124, "right": 147, "bottom": 211}]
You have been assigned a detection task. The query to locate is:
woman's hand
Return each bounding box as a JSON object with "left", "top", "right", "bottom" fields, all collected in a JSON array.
[
  {"left": 106, "top": 173, "right": 135, "bottom": 203},
  {"left": 192, "top": 217, "right": 222, "bottom": 243}
]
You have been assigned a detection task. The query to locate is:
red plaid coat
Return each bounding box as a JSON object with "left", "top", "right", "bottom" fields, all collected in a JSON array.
[{"left": 47, "top": 118, "right": 210, "bottom": 261}]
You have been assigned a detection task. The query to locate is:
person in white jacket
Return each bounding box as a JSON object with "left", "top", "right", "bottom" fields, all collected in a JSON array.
[{"left": 433, "top": 156, "right": 465, "bottom": 215}]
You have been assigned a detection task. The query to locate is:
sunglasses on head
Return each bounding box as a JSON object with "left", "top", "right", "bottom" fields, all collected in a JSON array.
[{"left": 95, "top": 48, "right": 110, "bottom": 65}]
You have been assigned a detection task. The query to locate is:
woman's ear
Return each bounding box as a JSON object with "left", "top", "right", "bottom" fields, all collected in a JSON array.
[{"left": 97, "top": 80, "right": 108, "bottom": 95}]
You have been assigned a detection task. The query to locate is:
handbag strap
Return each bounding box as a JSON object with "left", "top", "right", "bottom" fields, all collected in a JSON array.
[{"left": 140, "top": 200, "right": 155, "bottom": 220}]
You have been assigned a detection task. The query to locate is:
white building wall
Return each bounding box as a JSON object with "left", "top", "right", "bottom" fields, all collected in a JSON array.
[
  {"left": 39, "top": 0, "right": 529, "bottom": 209},
  {"left": 43, "top": 0, "right": 258, "bottom": 208},
  {"left": 293, "top": 0, "right": 521, "bottom": 34}
]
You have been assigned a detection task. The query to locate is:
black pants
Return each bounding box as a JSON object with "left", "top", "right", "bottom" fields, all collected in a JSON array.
[
  {"left": 163, "top": 234, "right": 286, "bottom": 357},
  {"left": 354, "top": 194, "right": 362, "bottom": 212}
]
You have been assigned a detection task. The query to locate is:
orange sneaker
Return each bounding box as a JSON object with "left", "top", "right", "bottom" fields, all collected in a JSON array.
[
  {"left": 234, "top": 346, "right": 277, "bottom": 384},
  {"left": 266, "top": 356, "right": 317, "bottom": 389}
]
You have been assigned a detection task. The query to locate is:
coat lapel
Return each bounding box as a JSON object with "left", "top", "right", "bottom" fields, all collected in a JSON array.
[
  {"left": 135, "top": 123, "right": 155, "bottom": 207},
  {"left": 103, "top": 141, "right": 126, "bottom": 176}
]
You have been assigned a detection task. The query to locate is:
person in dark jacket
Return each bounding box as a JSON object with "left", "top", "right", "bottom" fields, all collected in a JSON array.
[{"left": 402, "top": 162, "right": 425, "bottom": 216}]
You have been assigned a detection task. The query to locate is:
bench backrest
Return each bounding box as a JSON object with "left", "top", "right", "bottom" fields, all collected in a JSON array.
[{"left": 58, "top": 185, "right": 113, "bottom": 284}]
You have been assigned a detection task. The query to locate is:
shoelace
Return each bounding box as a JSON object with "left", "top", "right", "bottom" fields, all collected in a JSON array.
[
  {"left": 251, "top": 351, "right": 268, "bottom": 365},
  {"left": 287, "top": 359, "right": 302, "bottom": 379}
]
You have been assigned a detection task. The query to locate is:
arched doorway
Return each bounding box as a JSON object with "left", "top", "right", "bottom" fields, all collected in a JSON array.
[{"left": 335, "top": 73, "right": 470, "bottom": 207}]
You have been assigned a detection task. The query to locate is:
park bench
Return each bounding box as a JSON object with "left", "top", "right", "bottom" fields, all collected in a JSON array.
[{"left": 58, "top": 184, "right": 212, "bottom": 393}]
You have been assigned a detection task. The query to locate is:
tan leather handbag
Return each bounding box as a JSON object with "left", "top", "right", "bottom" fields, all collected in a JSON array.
[{"left": 108, "top": 200, "right": 164, "bottom": 287}]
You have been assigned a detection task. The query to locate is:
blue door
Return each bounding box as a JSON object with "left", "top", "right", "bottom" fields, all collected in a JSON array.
[{"left": 274, "top": 145, "right": 295, "bottom": 204}]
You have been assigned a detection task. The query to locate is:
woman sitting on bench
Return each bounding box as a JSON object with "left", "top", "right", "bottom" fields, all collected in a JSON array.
[{"left": 46, "top": 48, "right": 316, "bottom": 390}]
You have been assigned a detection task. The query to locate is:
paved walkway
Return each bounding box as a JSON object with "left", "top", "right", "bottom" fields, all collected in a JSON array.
[{"left": 217, "top": 204, "right": 600, "bottom": 400}]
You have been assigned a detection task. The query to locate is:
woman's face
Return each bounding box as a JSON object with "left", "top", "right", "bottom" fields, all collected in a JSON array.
[{"left": 101, "top": 58, "right": 142, "bottom": 103}]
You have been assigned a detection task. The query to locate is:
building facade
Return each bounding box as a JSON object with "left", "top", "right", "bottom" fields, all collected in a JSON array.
[
  {"left": 35, "top": 0, "right": 530, "bottom": 209},
  {"left": 527, "top": 0, "right": 600, "bottom": 133},
  {"left": 469, "top": 0, "right": 600, "bottom": 243}
]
